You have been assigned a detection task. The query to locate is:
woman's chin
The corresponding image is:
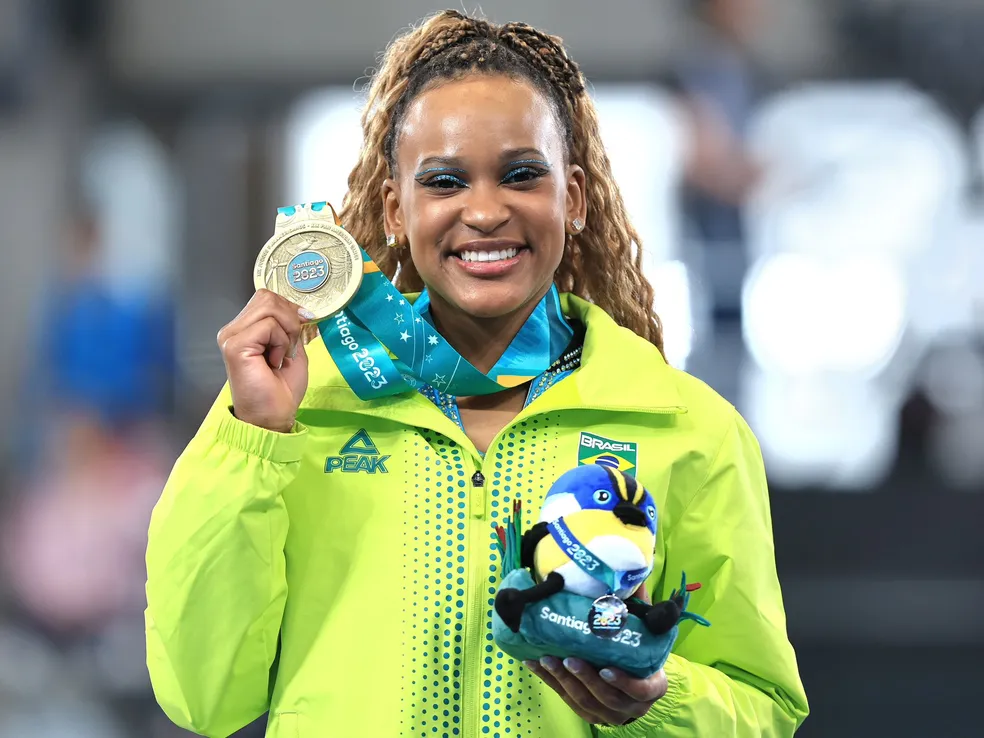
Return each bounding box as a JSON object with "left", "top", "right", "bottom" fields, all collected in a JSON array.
[{"left": 447, "top": 286, "right": 539, "bottom": 321}]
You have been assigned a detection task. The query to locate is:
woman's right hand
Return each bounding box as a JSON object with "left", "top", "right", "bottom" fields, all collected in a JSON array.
[{"left": 217, "top": 289, "right": 318, "bottom": 433}]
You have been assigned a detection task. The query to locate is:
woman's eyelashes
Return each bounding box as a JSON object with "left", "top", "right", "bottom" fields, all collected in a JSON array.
[
  {"left": 415, "top": 160, "right": 551, "bottom": 190},
  {"left": 500, "top": 159, "right": 551, "bottom": 185},
  {"left": 414, "top": 167, "right": 467, "bottom": 189},
  {"left": 420, "top": 173, "right": 468, "bottom": 189},
  {"left": 501, "top": 164, "right": 548, "bottom": 185}
]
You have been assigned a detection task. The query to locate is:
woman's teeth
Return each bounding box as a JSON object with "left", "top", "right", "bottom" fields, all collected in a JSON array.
[{"left": 458, "top": 247, "right": 520, "bottom": 263}]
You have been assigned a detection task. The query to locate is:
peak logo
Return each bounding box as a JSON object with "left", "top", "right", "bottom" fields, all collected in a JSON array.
[
  {"left": 325, "top": 429, "right": 390, "bottom": 474},
  {"left": 578, "top": 432, "right": 637, "bottom": 477}
]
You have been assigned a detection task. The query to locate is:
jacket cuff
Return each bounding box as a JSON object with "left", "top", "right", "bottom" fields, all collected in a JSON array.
[
  {"left": 214, "top": 407, "right": 309, "bottom": 463},
  {"left": 595, "top": 654, "right": 685, "bottom": 736}
]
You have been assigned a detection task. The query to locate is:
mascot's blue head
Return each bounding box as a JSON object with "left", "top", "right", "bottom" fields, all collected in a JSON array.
[{"left": 538, "top": 465, "right": 657, "bottom": 536}]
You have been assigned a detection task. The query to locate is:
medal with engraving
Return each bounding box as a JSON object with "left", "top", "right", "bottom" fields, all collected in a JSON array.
[
  {"left": 253, "top": 202, "right": 363, "bottom": 321},
  {"left": 588, "top": 594, "right": 629, "bottom": 639}
]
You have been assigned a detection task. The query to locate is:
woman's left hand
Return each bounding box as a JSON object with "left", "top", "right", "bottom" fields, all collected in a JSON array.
[{"left": 523, "top": 657, "right": 667, "bottom": 727}]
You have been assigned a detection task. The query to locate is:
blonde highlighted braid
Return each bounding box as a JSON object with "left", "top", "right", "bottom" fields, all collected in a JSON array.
[{"left": 340, "top": 10, "right": 665, "bottom": 355}]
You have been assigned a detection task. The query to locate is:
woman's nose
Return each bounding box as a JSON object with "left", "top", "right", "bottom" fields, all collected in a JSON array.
[{"left": 459, "top": 182, "right": 509, "bottom": 234}]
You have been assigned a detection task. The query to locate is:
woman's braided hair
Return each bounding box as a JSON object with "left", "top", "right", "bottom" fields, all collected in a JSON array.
[{"left": 340, "top": 10, "right": 665, "bottom": 354}]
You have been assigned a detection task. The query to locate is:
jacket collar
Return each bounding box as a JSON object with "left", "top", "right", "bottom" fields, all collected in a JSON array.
[
  {"left": 531, "top": 293, "right": 687, "bottom": 416},
  {"left": 300, "top": 292, "right": 687, "bottom": 440}
]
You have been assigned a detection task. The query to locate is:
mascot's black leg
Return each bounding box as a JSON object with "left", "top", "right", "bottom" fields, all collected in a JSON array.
[
  {"left": 626, "top": 598, "right": 682, "bottom": 637},
  {"left": 495, "top": 572, "right": 566, "bottom": 633}
]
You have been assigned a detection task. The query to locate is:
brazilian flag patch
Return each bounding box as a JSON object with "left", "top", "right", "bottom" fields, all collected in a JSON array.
[{"left": 577, "top": 432, "right": 638, "bottom": 477}]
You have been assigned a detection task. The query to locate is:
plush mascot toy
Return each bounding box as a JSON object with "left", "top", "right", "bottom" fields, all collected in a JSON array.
[{"left": 491, "top": 465, "right": 710, "bottom": 678}]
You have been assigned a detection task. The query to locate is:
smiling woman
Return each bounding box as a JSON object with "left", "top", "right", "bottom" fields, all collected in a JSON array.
[
  {"left": 144, "top": 9, "right": 809, "bottom": 738},
  {"left": 343, "top": 16, "right": 660, "bottom": 353},
  {"left": 384, "top": 75, "right": 579, "bottom": 323}
]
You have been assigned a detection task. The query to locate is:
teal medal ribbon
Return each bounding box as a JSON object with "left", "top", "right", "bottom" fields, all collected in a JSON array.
[
  {"left": 546, "top": 517, "right": 651, "bottom": 596},
  {"left": 319, "top": 250, "right": 574, "bottom": 401}
]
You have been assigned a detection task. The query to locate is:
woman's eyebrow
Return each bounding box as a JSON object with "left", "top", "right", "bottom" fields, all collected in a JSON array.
[
  {"left": 414, "top": 166, "right": 467, "bottom": 177},
  {"left": 416, "top": 155, "right": 466, "bottom": 172},
  {"left": 500, "top": 147, "right": 548, "bottom": 162}
]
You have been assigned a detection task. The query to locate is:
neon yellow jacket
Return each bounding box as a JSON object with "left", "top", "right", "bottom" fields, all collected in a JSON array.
[{"left": 145, "top": 294, "right": 809, "bottom": 737}]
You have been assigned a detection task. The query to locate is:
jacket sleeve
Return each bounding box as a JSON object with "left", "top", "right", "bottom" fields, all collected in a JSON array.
[
  {"left": 598, "top": 410, "right": 809, "bottom": 737},
  {"left": 144, "top": 386, "right": 308, "bottom": 738}
]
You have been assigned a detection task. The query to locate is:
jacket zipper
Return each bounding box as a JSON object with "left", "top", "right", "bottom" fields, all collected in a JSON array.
[
  {"left": 462, "top": 463, "right": 487, "bottom": 738},
  {"left": 459, "top": 420, "right": 528, "bottom": 738}
]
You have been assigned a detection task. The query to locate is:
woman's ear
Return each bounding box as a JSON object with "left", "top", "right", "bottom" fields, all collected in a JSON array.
[
  {"left": 565, "top": 164, "right": 587, "bottom": 230},
  {"left": 382, "top": 177, "right": 404, "bottom": 244}
]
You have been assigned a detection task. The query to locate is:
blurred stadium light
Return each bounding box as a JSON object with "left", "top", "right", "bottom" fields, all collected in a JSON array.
[
  {"left": 740, "top": 367, "right": 900, "bottom": 491},
  {"left": 649, "top": 259, "right": 694, "bottom": 371},
  {"left": 591, "top": 84, "right": 686, "bottom": 266},
  {"left": 745, "top": 82, "right": 968, "bottom": 263},
  {"left": 738, "top": 82, "right": 970, "bottom": 489},
  {"left": 592, "top": 84, "right": 693, "bottom": 369},
  {"left": 742, "top": 251, "right": 907, "bottom": 377},
  {"left": 80, "top": 120, "right": 181, "bottom": 300},
  {"left": 284, "top": 87, "right": 364, "bottom": 210},
  {"left": 285, "top": 83, "right": 696, "bottom": 369}
]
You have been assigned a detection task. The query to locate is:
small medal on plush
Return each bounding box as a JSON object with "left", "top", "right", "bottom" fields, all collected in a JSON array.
[
  {"left": 588, "top": 595, "right": 629, "bottom": 639},
  {"left": 491, "top": 465, "right": 710, "bottom": 679}
]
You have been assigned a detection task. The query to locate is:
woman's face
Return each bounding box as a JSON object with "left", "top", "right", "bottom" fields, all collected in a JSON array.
[{"left": 383, "top": 74, "right": 586, "bottom": 320}]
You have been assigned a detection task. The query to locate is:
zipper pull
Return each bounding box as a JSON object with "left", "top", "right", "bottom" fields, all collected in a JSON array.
[{"left": 469, "top": 470, "right": 486, "bottom": 520}]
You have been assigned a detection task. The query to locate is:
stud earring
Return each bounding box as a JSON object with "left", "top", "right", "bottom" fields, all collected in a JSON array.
[
  {"left": 386, "top": 233, "right": 398, "bottom": 248},
  {"left": 571, "top": 218, "right": 584, "bottom": 233}
]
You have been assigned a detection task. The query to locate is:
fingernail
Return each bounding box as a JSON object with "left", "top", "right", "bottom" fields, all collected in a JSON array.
[
  {"left": 522, "top": 660, "right": 538, "bottom": 672},
  {"left": 298, "top": 308, "right": 317, "bottom": 321},
  {"left": 289, "top": 340, "right": 298, "bottom": 360},
  {"left": 563, "top": 658, "right": 582, "bottom": 674},
  {"left": 540, "top": 656, "right": 561, "bottom": 673},
  {"left": 600, "top": 669, "right": 616, "bottom": 682}
]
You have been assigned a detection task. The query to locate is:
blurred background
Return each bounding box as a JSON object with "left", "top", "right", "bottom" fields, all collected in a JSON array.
[{"left": 0, "top": 0, "right": 982, "bottom": 735}]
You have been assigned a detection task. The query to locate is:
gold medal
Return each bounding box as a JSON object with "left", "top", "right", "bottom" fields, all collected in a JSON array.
[{"left": 253, "top": 202, "right": 363, "bottom": 321}]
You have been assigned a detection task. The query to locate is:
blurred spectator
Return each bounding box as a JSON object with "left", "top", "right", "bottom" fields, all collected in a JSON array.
[
  {"left": 664, "top": 0, "right": 773, "bottom": 244},
  {"left": 1, "top": 422, "right": 165, "bottom": 641},
  {"left": 0, "top": 197, "right": 176, "bottom": 662},
  {"left": 11, "top": 206, "right": 176, "bottom": 472},
  {"left": 1, "top": 202, "right": 174, "bottom": 637},
  {"left": 0, "top": 202, "right": 177, "bottom": 734},
  {"left": 45, "top": 208, "right": 176, "bottom": 433},
  {"left": 658, "top": 0, "right": 782, "bottom": 405}
]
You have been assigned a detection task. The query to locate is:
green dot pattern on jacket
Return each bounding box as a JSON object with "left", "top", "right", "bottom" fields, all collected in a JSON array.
[
  {"left": 402, "top": 417, "right": 558, "bottom": 737},
  {"left": 483, "top": 418, "right": 554, "bottom": 735},
  {"left": 405, "top": 433, "right": 468, "bottom": 735}
]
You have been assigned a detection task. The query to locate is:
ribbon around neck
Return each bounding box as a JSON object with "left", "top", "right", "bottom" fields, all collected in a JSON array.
[
  {"left": 546, "top": 517, "right": 651, "bottom": 596},
  {"left": 316, "top": 240, "right": 573, "bottom": 401}
]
